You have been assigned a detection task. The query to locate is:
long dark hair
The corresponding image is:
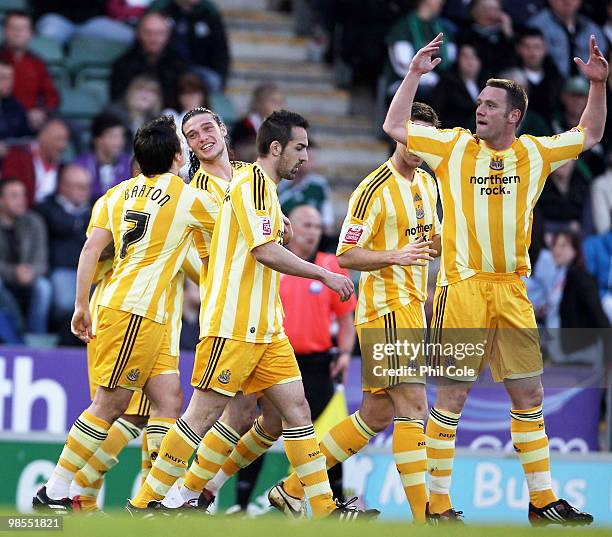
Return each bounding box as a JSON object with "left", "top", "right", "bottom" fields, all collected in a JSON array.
[
  {"left": 552, "top": 230, "right": 585, "bottom": 269},
  {"left": 181, "top": 107, "right": 231, "bottom": 180}
]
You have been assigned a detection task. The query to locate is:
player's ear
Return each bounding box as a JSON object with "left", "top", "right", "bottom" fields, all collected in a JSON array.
[
  {"left": 270, "top": 140, "right": 283, "bottom": 157},
  {"left": 174, "top": 150, "right": 185, "bottom": 168},
  {"left": 220, "top": 122, "right": 228, "bottom": 137},
  {"left": 508, "top": 108, "right": 522, "bottom": 125}
]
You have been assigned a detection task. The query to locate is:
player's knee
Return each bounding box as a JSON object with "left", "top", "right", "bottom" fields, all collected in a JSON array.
[
  {"left": 359, "top": 405, "right": 393, "bottom": 433},
  {"left": 437, "top": 389, "right": 469, "bottom": 414},
  {"left": 281, "top": 396, "right": 312, "bottom": 427},
  {"left": 259, "top": 414, "right": 282, "bottom": 438}
]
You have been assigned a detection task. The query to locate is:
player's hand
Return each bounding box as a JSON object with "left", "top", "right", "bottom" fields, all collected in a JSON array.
[
  {"left": 321, "top": 270, "right": 354, "bottom": 302},
  {"left": 574, "top": 35, "right": 609, "bottom": 83},
  {"left": 71, "top": 306, "right": 93, "bottom": 343},
  {"left": 281, "top": 214, "right": 293, "bottom": 245},
  {"left": 408, "top": 33, "right": 443, "bottom": 76},
  {"left": 392, "top": 237, "right": 437, "bottom": 266},
  {"left": 330, "top": 351, "right": 351, "bottom": 384}
]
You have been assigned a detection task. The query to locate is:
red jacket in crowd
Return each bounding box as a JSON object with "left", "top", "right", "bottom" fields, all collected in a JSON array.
[{"left": 0, "top": 48, "right": 59, "bottom": 110}]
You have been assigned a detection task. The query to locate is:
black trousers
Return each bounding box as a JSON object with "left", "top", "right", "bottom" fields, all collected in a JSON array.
[{"left": 236, "top": 351, "right": 344, "bottom": 507}]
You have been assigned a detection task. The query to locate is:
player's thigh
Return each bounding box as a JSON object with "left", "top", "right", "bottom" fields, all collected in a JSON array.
[
  {"left": 242, "top": 337, "right": 302, "bottom": 396},
  {"left": 258, "top": 394, "right": 283, "bottom": 438},
  {"left": 93, "top": 306, "right": 165, "bottom": 390},
  {"left": 358, "top": 303, "right": 426, "bottom": 391},
  {"left": 263, "top": 378, "right": 310, "bottom": 425},
  {"left": 492, "top": 279, "right": 543, "bottom": 382},
  {"left": 124, "top": 390, "right": 151, "bottom": 418},
  {"left": 191, "top": 337, "right": 263, "bottom": 396}
]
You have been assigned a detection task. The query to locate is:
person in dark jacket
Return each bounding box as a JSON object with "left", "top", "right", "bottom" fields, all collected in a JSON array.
[
  {"left": 149, "top": 0, "right": 230, "bottom": 92},
  {"left": 0, "top": 59, "right": 30, "bottom": 161},
  {"left": 110, "top": 11, "right": 186, "bottom": 108},
  {"left": 0, "top": 178, "right": 51, "bottom": 334},
  {"left": 35, "top": 164, "right": 92, "bottom": 344}
]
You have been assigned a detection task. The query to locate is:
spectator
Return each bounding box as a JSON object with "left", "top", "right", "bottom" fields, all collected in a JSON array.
[
  {"left": 106, "top": 75, "right": 163, "bottom": 144},
  {"left": 32, "top": 0, "right": 134, "bottom": 44},
  {"left": 232, "top": 83, "right": 285, "bottom": 162},
  {"left": 0, "top": 60, "right": 31, "bottom": 160},
  {"left": 455, "top": 0, "right": 516, "bottom": 79},
  {"left": 528, "top": 0, "right": 607, "bottom": 79},
  {"left": 0, "top": 11, "right": 59, "bottom": 131},
  {"left": 1, "top": 118, "right": 70, "bottom": 207},
  {"left": 591, "top": 153, "right": 612, "bottom": 234},
  {"left": 0, "top": 277, "right": 23, "bottom": 343},
  {"left": 179, "top": 279, "right": 200, "bottom": 350},
  {"left": 430, "top": 42, "right": 483, "bottom": 130},
  {"left": 514, "top": 27, "right": 564, "bottom": 120},
  {"left": 0, "top": 178, "right": 51, "bottom": 334},
  {"left": 384, "top": 0, "right": 456, "bottom": 99},
  {"left": 277, "top": 144, "right": 335, "bottom": 246},
  {"left": 149, "top": 0, "right": 230, "bottom": 92},
  {"left": 551, "top": 76, "right": 606, "bottom": 176},
  {"left": 73, "top": 113, "right": 131, "bottom": 199},
  {"left": 584, "top": 231, "right": 612, "bottom": 322},
  {"left": 107, "top": 0, "right": 150, "bottom": 26},
  {"left": 36, "top": 164, "right": 92, "bottom": 344},
  {"left": 110, "top": 11, "right": 187, "bottom": 107},
  {"left": 538, "top": 159, "right": 591, "bottom": 230},
  {"left": 528, "top": 231, "right": 609, "bottom": 364}
]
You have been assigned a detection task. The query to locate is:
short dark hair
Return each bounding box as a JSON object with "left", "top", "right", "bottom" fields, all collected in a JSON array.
[
  {"left": 4, "top": 10, "right": 31, "bottom": 28},
  {"left": 411, "top": 102, "right": 440, "bottom": 127},
  {"left": 91, "top": 113, "right": 125, "bottom": 139},
  {"left": 133, "top": 115, "right": 181, "bottom": 177},
  {"left": 485, "top": 78, "right": 528, "bottom": 122},
  {"left": 516, "top": 27, "right": 544, "bottom": 43},
  {"left": 0, "top": 177, "right": 24, "bottom": 196},
  {"left": 256, "top": 110, "right": 309, "bottom": 156}
]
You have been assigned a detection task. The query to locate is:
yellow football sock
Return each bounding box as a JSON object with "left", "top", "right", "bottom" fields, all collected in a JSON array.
[
  {"left": 425, "top": 407, "right": 460, "bottom": 515},
  {"left": 283, "top": 411, "right": 375, "bottom": 500},
  {"left": 393, "top": 418, "right": 428, "bottom": 523},
  {"left": 283, "top": 425, "right": 336, "bottom": 518},
  {"left": 132, "top": 418, "right": 201, "bottom": 508},
  {"left": 71, "top": 418, "right": 141, "bottom": 510},
  {"left": 511, "top": 405, "right": 557, "bottom": 508},
  {"left": 46, "top": 410, "right": 110, "bottom": 500},
  {"left": 146, "top": 418, "right": 176, "bottom": 463},
  {"left": 183, "top": 420, "right": 240, "bottom": 493}
]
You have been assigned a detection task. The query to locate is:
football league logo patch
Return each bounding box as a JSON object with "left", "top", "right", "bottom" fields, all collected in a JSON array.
[
  {"left": 260, "top": 216, "right": 272, "bottom": 236},
  {"left": 343, "top": 224, "right": 363, "bottom": 244},
  {"left": 490, "top": 157, "right": 504, "bottom": 171},
  {"left": 415, "top": 207, "right": 425, "bottom": 219}
]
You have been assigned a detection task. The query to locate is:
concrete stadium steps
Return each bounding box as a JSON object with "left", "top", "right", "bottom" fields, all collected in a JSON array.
[
  {"left": 308, "top": 113, "right": 376, "bottom": 137},
  {"left": 231, "top": 59, "right": 334, "bottom": 85},
  {"left": 223, "top": 9, "right": 294, "bottom": 34},
  {"left": 215, "top": 0, "right": 268, "bottom": 10},
  {"left": 226, "top": 83, "right": 351, "bottom": 116},
  {"left": 228, "top": 74, "right": 335, "bottom": 93},
  {"left": 229, "top": 30, "right": 310, "bottom": 62}
]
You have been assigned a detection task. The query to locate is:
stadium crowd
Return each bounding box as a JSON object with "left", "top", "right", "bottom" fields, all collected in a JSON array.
[{"left": 0, "top": 0, "right": 610, "bottom": 357}]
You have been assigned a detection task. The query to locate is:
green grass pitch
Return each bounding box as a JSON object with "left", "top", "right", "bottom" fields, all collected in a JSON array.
[{"left": 2, "top": 512, "right": 609, "bottom": 536}]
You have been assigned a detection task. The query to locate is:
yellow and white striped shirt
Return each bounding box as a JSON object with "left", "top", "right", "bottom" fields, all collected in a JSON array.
[
  {"left": 337, "top": 160, "right": 441, "bottom": 324},
  {"left": 92, "top": 173, "right": 217, "bottom": 323},
  {"left": 405, "top": 122, "right": 585, "bottom": 285},
  {"left": 88, "top": 196, "right": 202, "bottom": 356},
  {"left": 200, "top": 163, "right": 286, "bottom": 342}
]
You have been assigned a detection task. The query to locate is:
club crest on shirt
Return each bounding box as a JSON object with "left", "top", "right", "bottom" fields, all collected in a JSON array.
[
  {"left": 260, "top": 216, "right": 272, "bottom": 236},
  {"left": 415, "top": 207, "right": 425, "bottom": 219},
  {"left": 490, "top": 157, "right": 504, "bottom": 171},
  {"left": 218, "top": 369, "right": 231, "bottom": 385},
  {"left": 343, "top": 224, "right": 363, "bottom": 244},
  {"left": 126, "top": 369, "right": 140, "bottom": 382}
]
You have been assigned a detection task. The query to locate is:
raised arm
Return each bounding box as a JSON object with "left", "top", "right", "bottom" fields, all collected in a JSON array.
[
  {"left": 575, "top": 35, "right": 609, "bottom": 151},
  {"left": 382, "top": 33, "right": 444, "bottom": 144}
]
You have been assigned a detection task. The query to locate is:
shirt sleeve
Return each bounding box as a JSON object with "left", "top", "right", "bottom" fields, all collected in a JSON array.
[
  {"left": 534, "top": 126, "right": 586, "bottom": 173},
  {"left": 90, "top": 194, "right": 110, "bottom": 232},
  {"left": 405, "top": 121, "right": 462, "bottom": 172},
  {"left": 231, "top": 171, "right": 277, "bottom": 251},
  {"left": 336, "top": 182, "right": 383, "bottom": 256}
]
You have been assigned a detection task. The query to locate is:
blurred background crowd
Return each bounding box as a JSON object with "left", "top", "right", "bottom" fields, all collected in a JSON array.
[{"left": 0, "top": 0, "right": 610, "bottom": 358}]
